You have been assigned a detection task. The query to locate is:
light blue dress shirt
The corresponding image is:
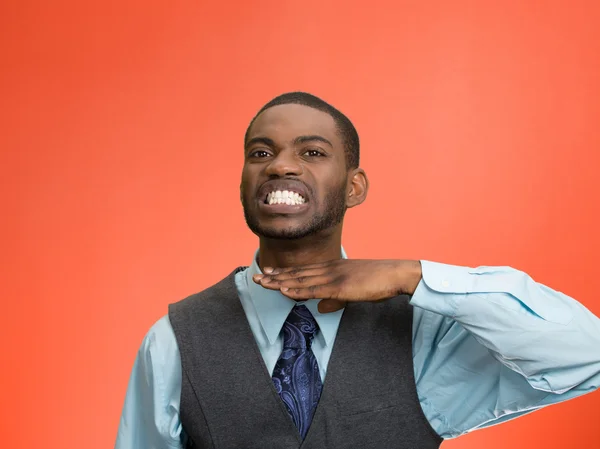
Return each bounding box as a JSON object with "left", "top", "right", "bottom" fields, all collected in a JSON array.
[{"left": 115, "top": 254, "right": 600, "bottom": 448}]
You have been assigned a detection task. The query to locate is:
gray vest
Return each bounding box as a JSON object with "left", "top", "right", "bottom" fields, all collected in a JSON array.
[{"left": 168, "top": 268, "right": 442, "bottom": 449}]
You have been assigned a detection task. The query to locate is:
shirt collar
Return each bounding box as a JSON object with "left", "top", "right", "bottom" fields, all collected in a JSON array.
[{"left": 246, "top": 248, "right": 347, "bottom": 347}]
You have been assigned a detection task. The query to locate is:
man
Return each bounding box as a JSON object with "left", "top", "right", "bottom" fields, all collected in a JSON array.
[{"left": 115, "top": 92, "right": 600, "bottom": 448}]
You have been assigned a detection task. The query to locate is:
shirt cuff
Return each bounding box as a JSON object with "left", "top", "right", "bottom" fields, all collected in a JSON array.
[{"left": 409, "top": 260, "right": 473, "bottom": 317}]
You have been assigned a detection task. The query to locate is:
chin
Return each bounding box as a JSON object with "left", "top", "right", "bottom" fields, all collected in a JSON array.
[
  {"left": 243, "top": 206, "right": 320, "bottom": 240},
  {"left": 247, "top": 220, "right": 314, "bottom": 240},
  {"left": 255, "top": 227, "right": 310, "bottom": 240}
]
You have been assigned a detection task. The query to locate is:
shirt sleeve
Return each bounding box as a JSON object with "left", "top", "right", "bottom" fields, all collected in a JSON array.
[
  {"left": 411, "top": 260, "right": 600, "bottom": 439},
  {"left": 115, "top": 315, "right": 184, "bottom": 449}
]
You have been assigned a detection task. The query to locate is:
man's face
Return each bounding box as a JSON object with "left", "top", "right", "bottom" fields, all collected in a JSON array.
[{"left": 241, "top": 104, "right": 349, "bottom": 240}]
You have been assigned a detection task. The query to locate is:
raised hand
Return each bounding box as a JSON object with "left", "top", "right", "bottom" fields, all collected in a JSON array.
[{"left": 252, "top": 259, "right": 422, "bottom": 313}]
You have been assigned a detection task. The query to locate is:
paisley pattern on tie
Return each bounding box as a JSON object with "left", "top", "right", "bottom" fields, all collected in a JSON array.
[{"left": 272, "top": 305, "right": 323, "bottom": 439}]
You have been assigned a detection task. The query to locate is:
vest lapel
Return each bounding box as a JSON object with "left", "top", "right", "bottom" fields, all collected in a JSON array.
[
  {"left": 216, "top": 272, "right": 304, "bottom": 444},
  {"left": 299, "top": 304, "right": 353, "bottom": 446},
  {"left": 227, "top": 292, "right": 305, "bottom": 444}
]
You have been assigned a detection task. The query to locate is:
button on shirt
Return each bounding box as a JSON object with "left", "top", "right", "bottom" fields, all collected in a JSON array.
[{"left": 115, "top": 254, "right": 600, "bottom": 448}]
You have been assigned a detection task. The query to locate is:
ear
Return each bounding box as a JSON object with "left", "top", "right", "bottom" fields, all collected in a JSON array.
[{"left": 346, "top": 168, "right": 369, "bottom": 208}]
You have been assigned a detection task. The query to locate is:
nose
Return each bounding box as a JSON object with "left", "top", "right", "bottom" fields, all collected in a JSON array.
[{"left": 264, "top": 150, "right": 303, "bottom": 177}]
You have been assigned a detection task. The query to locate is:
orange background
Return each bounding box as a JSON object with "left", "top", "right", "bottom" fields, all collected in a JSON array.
[{"left": 1, "top": 1, "right": 599, "bottom": 448}]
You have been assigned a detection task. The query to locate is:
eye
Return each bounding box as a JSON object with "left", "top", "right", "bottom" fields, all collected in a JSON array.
[
  {"left": 304, "top": 148, "right": 325, "bottom": 157},
  {"left": 249, "top": 149, "right": 272, "bottom": 158}
]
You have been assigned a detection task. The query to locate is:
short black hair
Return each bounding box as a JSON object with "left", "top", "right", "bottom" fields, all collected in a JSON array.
[{"left": 244, "top": 92, "right": 360, "bottom": 169}]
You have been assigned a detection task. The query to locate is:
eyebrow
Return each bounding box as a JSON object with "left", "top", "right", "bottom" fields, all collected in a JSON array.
[
  {"left": 293, "top": 135, "right": 333, "bottom": 147},
  {"left": 245, "top": 137, "right": 275, "bottom": 150},
  {"left": 245, "top": 135, "right": 333, "bottom": 150}
]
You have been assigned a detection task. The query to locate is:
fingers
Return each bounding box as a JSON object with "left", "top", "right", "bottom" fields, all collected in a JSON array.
[
  {"left": 254, "top": 274, "right": 340, "bottom": 300},
  {"left": 262, "top": 261, "right": 334, "bottom": 275},
  {"left": 251, "top": 260, "right": 345, "bottom": 302},
  {"left": 253, "top": 274, "right": 331, "bottom": 292},
  {"left": 254, "top": 269, "right": 329, "bottom": 285},
  {"left": 277, "top": 284, "right": 336, "bottom": 301},
  {"left": 258, "top": 281, "right": 346, "bottom": 312}
]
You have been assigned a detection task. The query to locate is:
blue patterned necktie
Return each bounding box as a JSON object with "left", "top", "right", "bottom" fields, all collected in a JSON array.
[{"left": 272, "top": 304, "right": 323, "bottom": 439}]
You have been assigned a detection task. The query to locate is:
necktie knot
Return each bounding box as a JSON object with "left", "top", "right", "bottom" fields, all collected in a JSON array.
[{"left": 282, "top": 304, "right": 319, "bottom": 349}]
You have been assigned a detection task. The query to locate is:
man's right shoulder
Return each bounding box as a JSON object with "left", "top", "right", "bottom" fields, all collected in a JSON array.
[{"left": 139, "top": 314, "right": 179, "bottom": 357}]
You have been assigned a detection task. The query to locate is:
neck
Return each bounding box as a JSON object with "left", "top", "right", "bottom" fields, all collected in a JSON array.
[{"left": 257, "top": 227, "right": 343, "bottom": 270}]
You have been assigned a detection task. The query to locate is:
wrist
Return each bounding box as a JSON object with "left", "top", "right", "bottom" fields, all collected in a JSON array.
[{"left": 395, "top": 260, "right": 422, "bottom": 296}]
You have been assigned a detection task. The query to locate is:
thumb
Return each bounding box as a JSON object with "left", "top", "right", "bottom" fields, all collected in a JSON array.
[{"left": 318, "top": 299, "right": 346, "bottom": 314}]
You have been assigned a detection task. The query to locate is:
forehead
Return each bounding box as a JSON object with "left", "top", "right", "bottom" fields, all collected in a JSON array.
[{"left": 247, "top": 104, "right": 340, "bottom": 145}]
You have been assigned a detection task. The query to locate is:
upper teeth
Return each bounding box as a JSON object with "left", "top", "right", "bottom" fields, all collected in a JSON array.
[{"left": 267, "top": 190, "right": 306, "bottom": 205}]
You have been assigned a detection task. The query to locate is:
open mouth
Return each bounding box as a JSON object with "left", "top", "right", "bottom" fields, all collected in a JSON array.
[{"left": 263, "top": 190, "right": 306, "bottom": 206}]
